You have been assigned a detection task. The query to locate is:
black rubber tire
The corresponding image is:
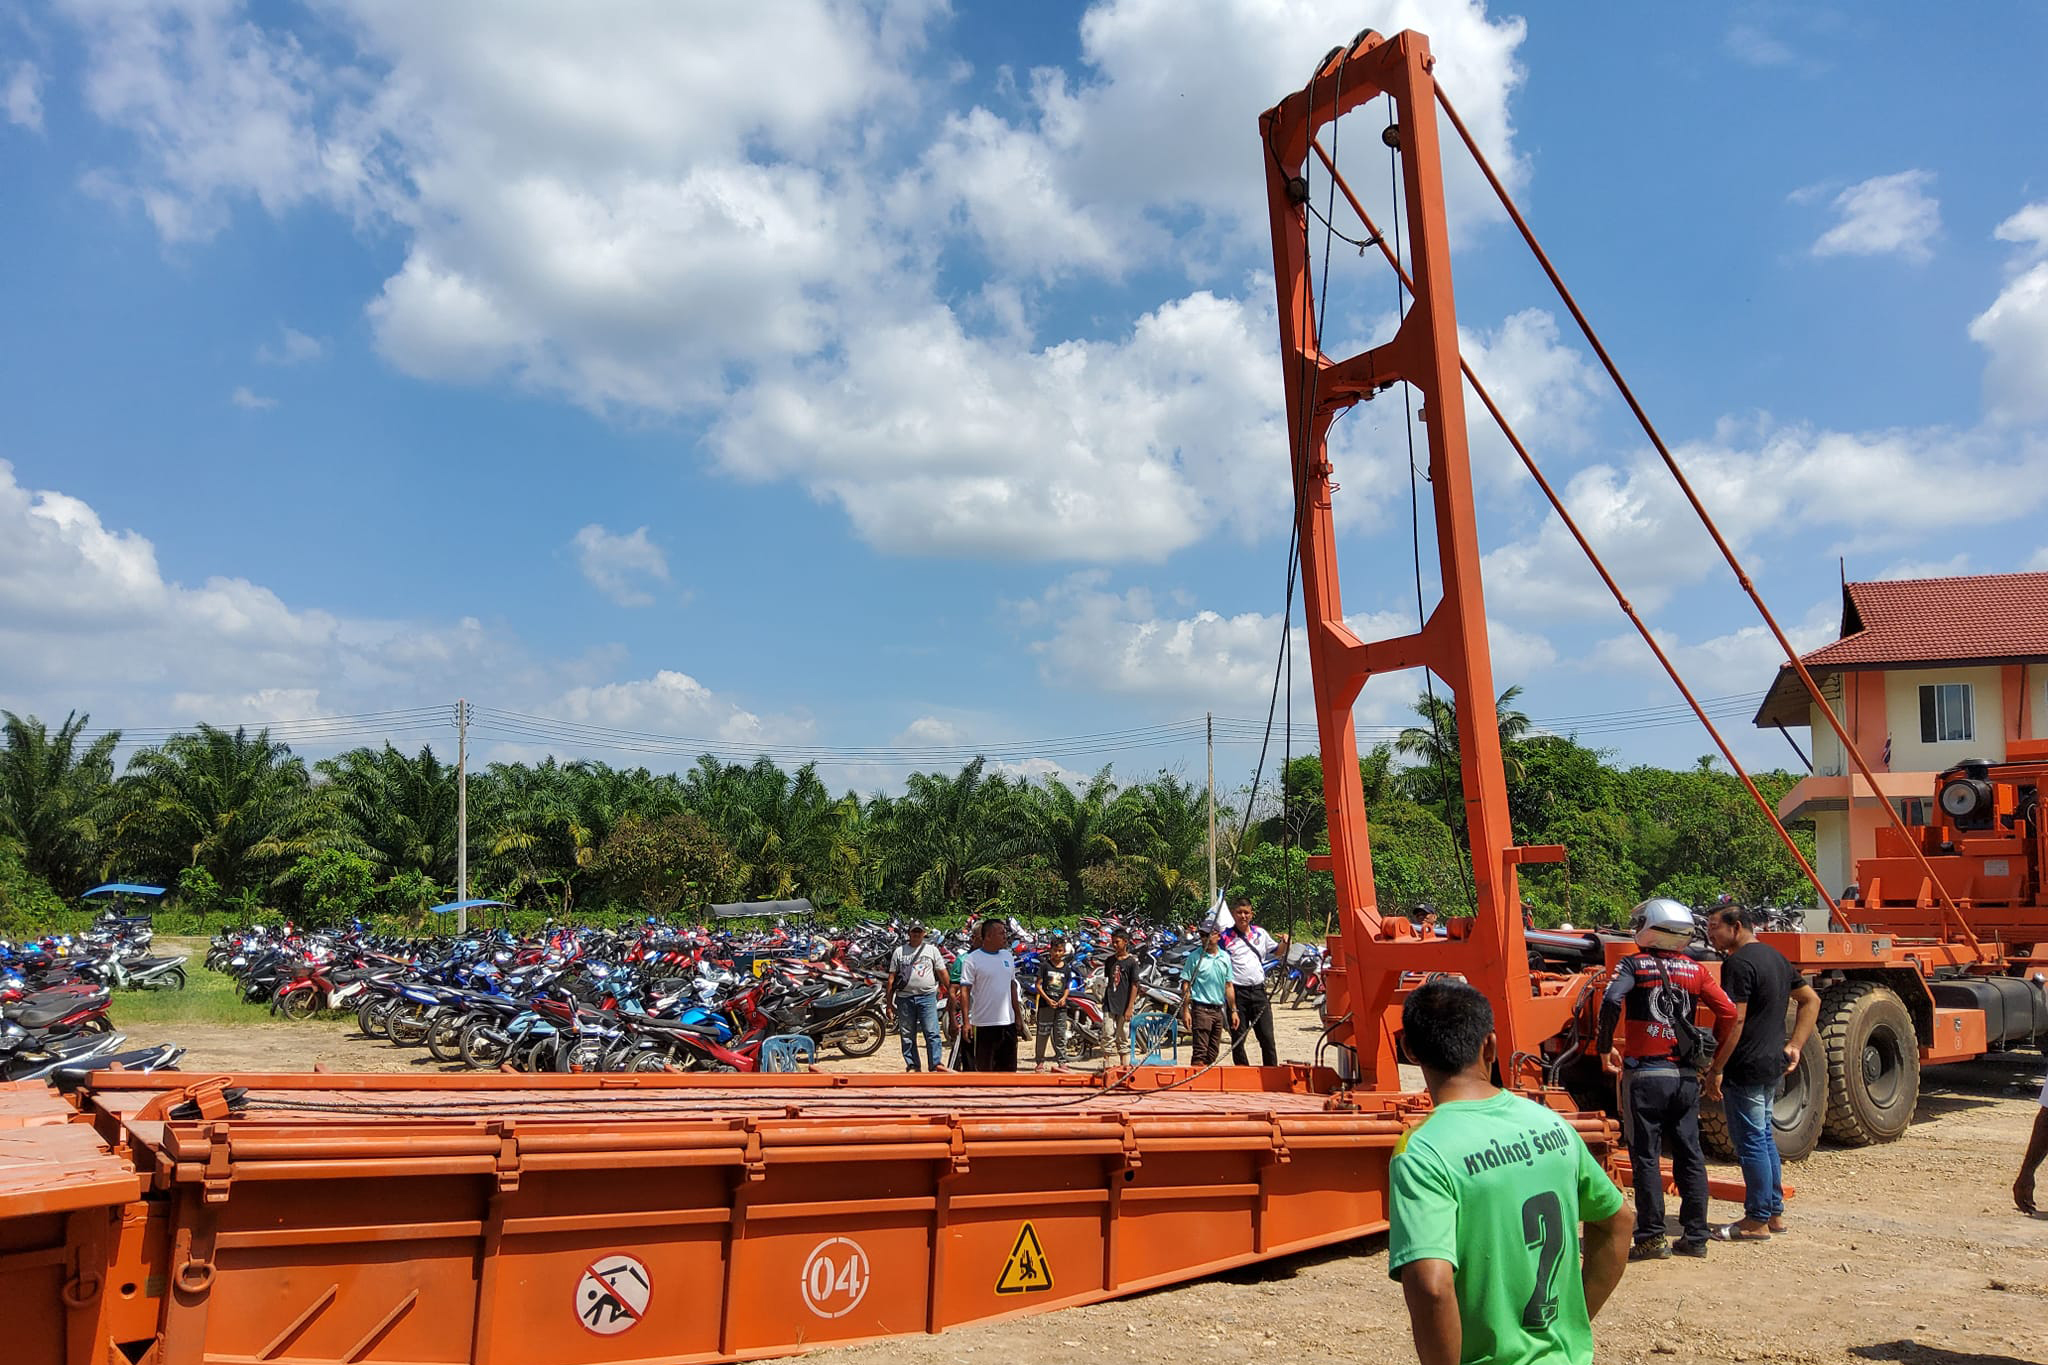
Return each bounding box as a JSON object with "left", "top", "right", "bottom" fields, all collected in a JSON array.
[
  {"left": 387, "top": 1003, "right": 431, "bottom": 1047},
  {"left": 424, "top": 1009, "right": 467, "bottom": 1063},
  {"left": 161, "top": 966, "right": 187, "bottom": 992},
  {"left": 459, "top": 1022, "right": 507, "bottom": 1070},
  {"left": 554, "top": 1036, "right": 608, "bottom": 1073},
  {"left": 1819, "top": 981, "right": 1920, "bottom": 1145},
  {"left": 1698, "top": 1003, "right": 1827, "bottom": 1162},
  {"left": 357, "top": 995, "right": 384, "bottom": 1039},
  {"left": 832, "top": 1012, "right": 886, "bottom": 1059},
  {"left": 362, "top": 996, "right": 399, "bottom": 1041},
  {"left": 277, "top": 987, "right": 321, "bottom": 1022}
]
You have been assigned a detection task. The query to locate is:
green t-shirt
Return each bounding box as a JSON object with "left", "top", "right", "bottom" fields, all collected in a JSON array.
[{"left": 1387, "top": 1090, "right": 1625, "bottom": 1365}]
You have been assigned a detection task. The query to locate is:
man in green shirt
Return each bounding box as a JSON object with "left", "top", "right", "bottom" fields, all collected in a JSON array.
[
  {"left": 1389, "top": 979, "right": 1632, "bottom": 1365},
  {"left": 1178, "top": 924, "right": 1237, "bottom": 1066}
]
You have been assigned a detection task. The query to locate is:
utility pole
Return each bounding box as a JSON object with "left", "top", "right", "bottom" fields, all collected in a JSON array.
[
  {"left": 1206, "top": 711, "right": 1217, "bottom": 901},
  {"left": 456, "top": 698, "right": 469, "bottom": 935}
]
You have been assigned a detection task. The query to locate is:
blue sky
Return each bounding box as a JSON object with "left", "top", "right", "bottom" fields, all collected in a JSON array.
[{"left": 2, "top": 1, "right": 2045, "bottom": 797}]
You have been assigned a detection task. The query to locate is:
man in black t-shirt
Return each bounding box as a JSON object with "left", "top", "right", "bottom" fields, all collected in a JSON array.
[{"left": 1704, "top": 905, "right": 1821, "bottom": 1240}]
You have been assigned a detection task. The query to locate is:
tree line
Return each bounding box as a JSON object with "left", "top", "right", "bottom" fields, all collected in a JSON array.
[{"left": 0, "top": 696, "right": 1815, "bottom": 935}]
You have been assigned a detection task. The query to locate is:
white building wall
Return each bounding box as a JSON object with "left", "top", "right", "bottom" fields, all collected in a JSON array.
[{"left": 1881, "top": 665, "right": 2007, "bottom": 772}]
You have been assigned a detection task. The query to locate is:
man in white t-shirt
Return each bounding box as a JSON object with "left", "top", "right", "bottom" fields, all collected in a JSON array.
[
  {"left": 960, "top": 917, "right": 1023, "bottom": 1073},
  {"left": 1218, "top": 894, "right": 1286, "bottom": 1066},
  {"left": 2015, "top": 1071, "right": 2048, "bottom": 1214}
]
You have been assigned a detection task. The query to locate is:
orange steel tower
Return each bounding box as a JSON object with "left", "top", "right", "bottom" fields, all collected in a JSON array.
[{"left": 1261, "top": 29, "right": 1555, "bottom": 1090}]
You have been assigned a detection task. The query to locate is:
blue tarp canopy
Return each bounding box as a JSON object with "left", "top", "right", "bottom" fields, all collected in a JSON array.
[
  {"left": 81, "top": 883, "right": 166, "bottom": 899},
  {"left": 430, "top": 898, "right": 509, "bottom": 915}
]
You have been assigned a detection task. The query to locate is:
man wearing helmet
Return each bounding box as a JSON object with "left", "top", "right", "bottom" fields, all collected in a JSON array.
[{"left": 1595, "top": 898, "right": 1737, "bottom": 1260}]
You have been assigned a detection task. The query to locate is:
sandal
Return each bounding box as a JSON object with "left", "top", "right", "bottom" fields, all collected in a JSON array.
[{"left": 1709, "top": 1221, "right": 1772, "bottom": 1242}]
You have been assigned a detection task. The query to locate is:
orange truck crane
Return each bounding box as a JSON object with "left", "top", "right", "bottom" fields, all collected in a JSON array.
[{"left": 0, "top": 25, "right": 2038, "bottom": 1365}]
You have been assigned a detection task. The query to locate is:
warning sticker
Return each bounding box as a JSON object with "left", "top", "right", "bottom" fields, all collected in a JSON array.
[
  {"left": 994, "top": 1222, "right": 1054, "bottom": 1295},
  {"left": 575, "top": 1254, "right": 652, "bottom": 1336}
]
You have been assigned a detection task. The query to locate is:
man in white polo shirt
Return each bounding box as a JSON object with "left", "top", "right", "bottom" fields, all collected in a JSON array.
[
  {"left": 2015, "top": 1070, "right": 2048, "bottom": 1214},
  {"left": 1219, "top": 894, "right": 1286, "bottom": 1067}
]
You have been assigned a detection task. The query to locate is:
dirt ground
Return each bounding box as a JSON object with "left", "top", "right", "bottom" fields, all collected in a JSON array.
[{"left": 119, "top": 961, "right": 2048, "bottom": 1365}]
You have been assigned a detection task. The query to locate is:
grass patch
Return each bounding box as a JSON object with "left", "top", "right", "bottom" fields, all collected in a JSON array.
[{"left": 104, "top": 938, "right": 270, "bottom": 1029}]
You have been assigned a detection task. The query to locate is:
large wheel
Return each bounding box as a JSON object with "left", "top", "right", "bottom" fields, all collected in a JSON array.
[
  {"left": 387, "top": 1003, "right": 431, "bottom": 1047},
  {"left": 277, "top": 986, "right": 321, "bottom": 1022},
  {"left": 362, "top": 995, "right": 399, "bottom": 1040},
  {"left": 160, "top": 966, "right": 187, "bottom": 992},
  {"left": 1700, "top": 1005, "right": 1827, "bottom": 1162},
  {"left": 459, "top": 1022, "right": 508, "bottom": 1070},
  {"left": 1820, "top": 981, "right": 1920, "bottom": 1145},
  {"left": 554, "top": 1035, "right": 608, "bottom": 1073},
  {"left": 425, "top": 1009, "right": 468, "bottom": 1063},
  {"left": 832, "top": 1012, "right": 886, "bottom": 1059}
]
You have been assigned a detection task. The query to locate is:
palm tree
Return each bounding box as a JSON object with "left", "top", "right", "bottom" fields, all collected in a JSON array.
[
  {"left": 1396, "top": 684, "right": 1531, "bottom": 832},
  {"left": 1135, "top": 772, "right": 1210, "bottom": 922},
  {"left": 880, "top": 758, "right": 1023, "bottom": 915},
  {"left": 115, "top": 725, "right": 333, "bottom": 895},
  {"left": 1019, "top": 767, "right": 1149, "bottom": 916},
  {"left": 317, "top": 744, "right": 460, "bottom": 883},
  {"left": 0, "top": 711, "right": 120, "bottom": 891}
]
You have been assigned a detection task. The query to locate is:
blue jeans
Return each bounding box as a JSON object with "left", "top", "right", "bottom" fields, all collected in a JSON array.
[
  {"left": 1723, "top": 1082, "right": 1784, "bottom": 1221},
  {"left": 896, "top": 993, "right": 943, "bottom": 1071}
]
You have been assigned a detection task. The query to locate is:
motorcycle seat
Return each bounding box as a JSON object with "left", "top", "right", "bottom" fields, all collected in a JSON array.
[
  {"left": 11, "top": 999, "right": 83, "bottom": 1031},
  {"left": 811, "top": 988, "right": 870, "bottom": 1014}
]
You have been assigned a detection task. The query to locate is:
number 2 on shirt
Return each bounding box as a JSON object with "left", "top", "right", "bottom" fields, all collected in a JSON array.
[{"left": 1519, "top": 1191, "right": 1565, "bottom": 1330}]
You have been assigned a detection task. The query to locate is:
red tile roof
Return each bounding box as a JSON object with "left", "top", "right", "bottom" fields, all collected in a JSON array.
[{"left": 1754, "top": 572, "right": 2048, "bottom": 727}]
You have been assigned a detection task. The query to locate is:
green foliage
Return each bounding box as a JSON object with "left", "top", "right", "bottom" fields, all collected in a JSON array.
[
  {"left": 0, "top": 843, "right": 71, "bottom": 934},
  {"left": 592, "top": 812, "right": 741, "bottom": 915},
  {"left": 0, "top": 695, "right": 1823, "bottom": 937},
  {"left": 0, "top": 709, "right": 121, "bottom": 892},
  {"left": 284, "top": 850, "right": 379, "bottom": 924}
]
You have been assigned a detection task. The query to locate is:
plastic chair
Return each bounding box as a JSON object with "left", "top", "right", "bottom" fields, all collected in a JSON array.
[
  {"left": 760, "top": 1034, "right": 816, "bottom": 1073},
  {"left": 1130, "top": 1011, "right": 1179, "bottom": 1065}
]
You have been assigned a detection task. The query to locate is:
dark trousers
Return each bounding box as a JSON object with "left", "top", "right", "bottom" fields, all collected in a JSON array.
[
  {"left": 1187, "top": 1002, "right": 1228, "bottom": 1066},
  {"left": 1624, "top": 1065, "right": 1710, "bottom": 1245},
  {"left": 972, "top": 1022, "right": 1019, "bottom": 1073},
  {"left": 1229, "top": 982, "right": 1278, "bottom": 1066}
]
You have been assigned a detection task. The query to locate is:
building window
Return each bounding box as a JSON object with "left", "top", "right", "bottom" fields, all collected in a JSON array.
[{"left": 1918, "top": 683, "right": 1974, "bottom": 744}]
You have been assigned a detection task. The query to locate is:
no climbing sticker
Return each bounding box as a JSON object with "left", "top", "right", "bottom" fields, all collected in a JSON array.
[
  {"left": 994, "top": 1221, "right": 1054, "bottom": 1295},
  {"left": 575, "top": 1254, "right": 652, "bottom": 1336}
]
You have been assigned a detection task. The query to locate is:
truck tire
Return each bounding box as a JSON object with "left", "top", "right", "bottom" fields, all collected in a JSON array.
[
  {"left": 1774, "top": 1026, "right": 1827, "bottom": 1161},
  {"left": 1820, "top": 982, "right": 1919, "bottom": 1145}
]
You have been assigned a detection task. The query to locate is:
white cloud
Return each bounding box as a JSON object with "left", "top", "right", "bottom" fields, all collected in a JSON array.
[
  {"left": 4, "top": 60, "right": 42, "bottom": 131},
  {"left": 1969, "top": 202, "right": 2048, "bottom": 426},
  {"left": 1807, "top": 170, "right": 1940, "bottom": 263},
  {"left": 2030, "top": 546, "right": 2048, "bottom": 571},
  {"left": 0, "top": 461, "right": 784, "bottom": 766},
  {"left": 917, "top": 0, "right": 1532, "bottom": 277},
  {"left": 55, "top": 1, "right": 1537, "bottom": 564},
  {"left": 713, "top": 290, "right": 1282, "bottom": 560},
  {"left": 256, "top": 325, "right": 324, "bottom": 365},
  {"left": 570, "top": 524, "right": 670, "bottom": 608},
  {"left": 1481, "top": 415, "right": 2047, "bottom": 620},
  {"left": 1870, "top": 554, "right": 1972, "bottom": 582},
  {"left": 896, "top": 715, "right": 965, "bottom": 748},
  {"left": 1724, "top": 23, "right": 1796, "bottom": 68},
  {"left": 1589, "top": 605, "right": 1835, "bottom": 706},
  {"left": 549, "top": 670, "right": 807, "bottom": 750},
  {"left": 1022, "top": 573, "right": 1421, "bottom": 715},
  {"left": 228, "top": 385, "right": 276, "bottom": 409}
]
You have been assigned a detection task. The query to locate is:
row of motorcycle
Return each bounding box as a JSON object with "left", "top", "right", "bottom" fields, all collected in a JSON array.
[
  {"left": 0, "top": 914, "right": 187, "bottom": 1083},
  {"left": 209, "top": 923, "right": 895, "bottom": 1073},
  {"left": 206, "top": 914, "right": 1328, "bottom": 1074}
]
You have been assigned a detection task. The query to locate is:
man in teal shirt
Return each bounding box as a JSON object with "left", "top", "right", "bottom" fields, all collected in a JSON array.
[
  {"left": 1389, "top": 979, "right": 1632, "bottom": 1365},
  {"left": 1178, "top": 923, "right": 1237, "bottom": 1066}
]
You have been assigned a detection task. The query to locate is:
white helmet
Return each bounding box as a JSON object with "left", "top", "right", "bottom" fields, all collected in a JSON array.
[{"left": 1630, "top": 897, "right": 1693, "bottom": 951}]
